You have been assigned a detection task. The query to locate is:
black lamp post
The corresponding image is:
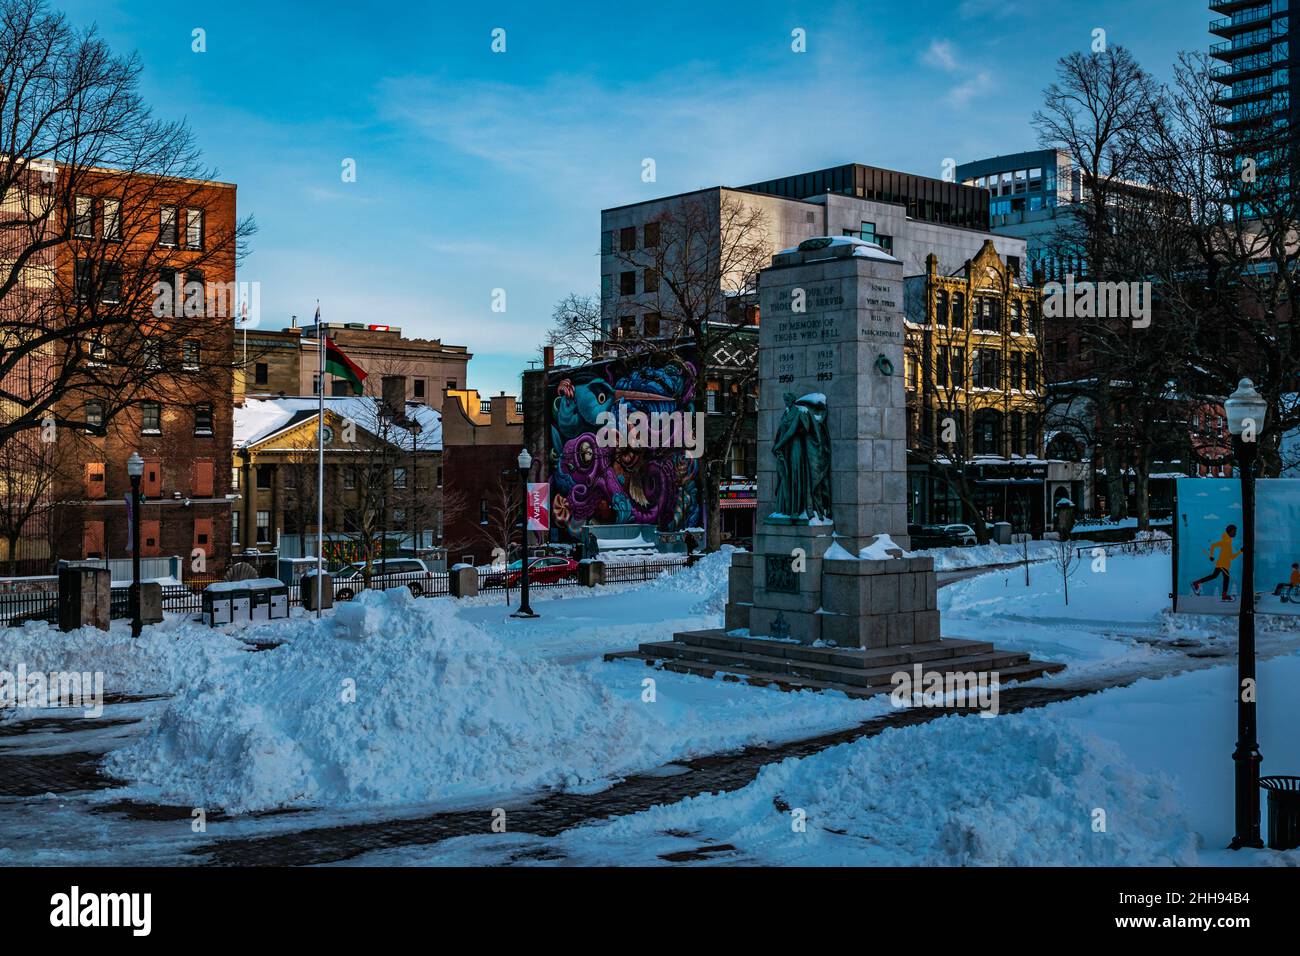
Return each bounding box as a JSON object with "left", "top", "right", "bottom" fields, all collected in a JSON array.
[
  {"left": 511, "top": 447, "right": 538, "bottom": 619},
  {"left": 1225, "top": 377, "right": 1267, "bottom": 850},
  {"left": 127, "top": 451, "right": 144, "bottom": 638},
  {"left": 408, "top": 419, "right": 422, "bottom": 554}
]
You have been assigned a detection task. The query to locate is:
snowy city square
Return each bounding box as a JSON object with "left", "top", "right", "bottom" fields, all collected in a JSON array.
[{"left": 1, "top": 0, "right": 1299, "bottom": 937}]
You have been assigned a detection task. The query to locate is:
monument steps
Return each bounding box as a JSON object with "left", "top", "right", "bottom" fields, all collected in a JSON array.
[{"left": 615, "top": 630, "right": 1065, "bottom": 698}]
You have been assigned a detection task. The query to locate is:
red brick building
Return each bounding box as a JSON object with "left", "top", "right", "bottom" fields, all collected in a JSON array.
[{"left": 33, "top": 170, "right": 240, "bottom": 576}]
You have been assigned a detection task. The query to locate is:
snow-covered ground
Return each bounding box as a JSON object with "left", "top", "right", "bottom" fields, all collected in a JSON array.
[{"left": 2, "top": 544, "right": 1297, "bottom": 866}]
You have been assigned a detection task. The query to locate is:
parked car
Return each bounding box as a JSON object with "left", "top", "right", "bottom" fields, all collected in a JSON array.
[
  {"left": 941, "top": 524, "right": 980, "bottom": 547},
  {"left": 483, "top": 556, "right": 579, "bottom": 588},
  {"left": 331, "top": 558, "right": 438, "bottom": 600}
]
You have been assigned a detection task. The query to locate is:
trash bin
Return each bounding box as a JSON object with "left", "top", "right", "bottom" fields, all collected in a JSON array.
[{"left": 1260, "top": 776, "right": 1300, "bottom": 850}]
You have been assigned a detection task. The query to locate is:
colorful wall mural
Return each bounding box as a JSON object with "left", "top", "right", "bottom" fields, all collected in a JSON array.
[{"left": 545, "top": 351, "right": 702, "bottom": 545}]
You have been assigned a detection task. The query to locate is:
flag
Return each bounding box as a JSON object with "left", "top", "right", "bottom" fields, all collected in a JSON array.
[
  {"left": 324, "top": 336, "right": 367, "bottom": 395},
  {"left": 526, "top": 483, "right": 550, "bottom": 532}
]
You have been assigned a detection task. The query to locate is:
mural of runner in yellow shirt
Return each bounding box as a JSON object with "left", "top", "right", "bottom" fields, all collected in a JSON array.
[{"left": 1192, "top": 524, "right": 1242, "bottom": 601}]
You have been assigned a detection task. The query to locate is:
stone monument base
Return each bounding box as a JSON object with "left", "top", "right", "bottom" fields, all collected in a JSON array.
[{"left": 609, "top": 629, "right": 1065, "bottom": 700}]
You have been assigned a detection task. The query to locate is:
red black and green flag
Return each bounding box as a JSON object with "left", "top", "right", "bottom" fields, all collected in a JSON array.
[{"left": 324, "top": 336, "right": 367, "bottom": 395}]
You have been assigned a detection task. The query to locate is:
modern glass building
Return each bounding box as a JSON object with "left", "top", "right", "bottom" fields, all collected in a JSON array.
[
  {"left": 1210, "top": 0, "right": 1295, "bottom": 201},
  {"left": 739, "top": 163, "right": 989, "bottom": 230}
]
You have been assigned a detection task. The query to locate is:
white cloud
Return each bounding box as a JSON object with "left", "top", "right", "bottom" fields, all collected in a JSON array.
[{"left": 923, "top": 40, "right": 959, "bottom": 73}]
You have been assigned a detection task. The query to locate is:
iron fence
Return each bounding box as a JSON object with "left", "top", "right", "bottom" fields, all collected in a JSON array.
[{"left": 2, "top": 558, "right": 692, "bottom": 626}]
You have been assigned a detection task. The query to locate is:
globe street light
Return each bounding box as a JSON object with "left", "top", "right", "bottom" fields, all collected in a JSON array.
[
  {"left": 126, "top": 451, "right": 144, "bottom": 638},
  {"left": 511, "top": 447, "right": 538, "bottom": 619},
  {"left": 1225, "top": 377, "right": 1267, "bottom": 850}
]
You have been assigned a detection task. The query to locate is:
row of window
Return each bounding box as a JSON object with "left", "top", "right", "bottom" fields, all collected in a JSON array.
[
  {"left": 602, "top": 221, "right": 661, "bottom": 255},
  {"left": 921, "top": 408, "right": 1041, "bottom": 457},
  {"left": 603, "top": 268, "right": 660, "bottom": 298},
  {"left": 934, "top": 290, "right": 1031, "bottom": 332},
  {"left": 86, "top": 336, "right": 204, "bottom": 372},
  {"left": 82, "top": 516, "right": 216, "bottom": 560},
  {"left": 83, "top": 400, "right": 214, "bottom": 436},
  {"left": 250, "top": 463, "right": 439, "bottom": 492},
  {"left": 83, "top": 458, "right": 215, "bottom": 500},
  {"left": 931, "top": 346, "right": 1038, "bottom": 391},
  {"left": 72, "top": 199, "right": 205, "bottom": 250}
]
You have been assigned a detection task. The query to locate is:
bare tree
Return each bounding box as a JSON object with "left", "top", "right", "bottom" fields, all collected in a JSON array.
[
  {"left": 544, "top": 292, "right": 603, "bottom": 365},
  {"left": 1033, "top": 45, "right": 1162, "bottom": 521},
  {"left": 607, "top": 192, "right": 771, "bottom": 550},
  {"left": 0, "top": 0, "right": 255, "bottom": 450},
  {"left": 0, "top": 427, "right": 67, "bottom": 573}
]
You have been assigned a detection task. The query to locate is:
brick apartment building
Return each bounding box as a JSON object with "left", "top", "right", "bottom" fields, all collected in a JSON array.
[
  {"left": 1, "top": 166, "right": 241, "bottom": 576},
  {"left": 440, "top": 388, "right": 525, "bottom": 564}
]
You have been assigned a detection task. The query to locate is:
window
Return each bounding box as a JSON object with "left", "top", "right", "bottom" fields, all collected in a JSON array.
[
  {"left": 102, "top": 198, "right": 121, "bottom": 241},
  {"left": 192, "top": 459, "right": 214, "bottom": 496},
  {"left": 85, "top": 401, "right": 103, "bottom": 429},
  {"left": 601, "top": 274, "right": 612, "bottom": 298},
  {"left": 975, "top": 297, "right": 1000, "bottom": 332},
  {"left": 256, "top": 510, "right": 271, "bottom": 544},
  {"left": 143, "top": 338, "right": 162, "bottom": 369},
  {"left": 100, "top": 263, "right": 121, "bottom": 304},
  {"left": 343, "top": 467, "right": 356, "bottom": 490},
  {"left": 618, "top": 314, "right": 635, "bottom": 339},
  {"left": 193, "top": 403, "right": 213, "bottom": 435},
  {"left": 183, "top": 270, "right": 205, "bottom": 317},
  {"left": 413, "top": 378, "right": 425, "bottom": 398},
  {"left": 185, "top": 208, "right": 204, "bottom": 250},
  {"left": 951, "top": 292, "right": 966, "bottom": 327},
  {"left": 393, "top": 467, "right": 407, "bottom": 489},
  {"left": 231, "top": 466, "right": 240, "bottom": 490},
  {"left": 1009, "top": 352, "right": 1023, "bottom": 390},
  {"left": 951, "top": 346, "right": 966, "bottom": 388},
  {"left": 312, "top": 373, "right": 322, "bottom": 395},
  {"left": 445, "top": 379, "right": 456, "bottom": 389},
  {"left": 936, "top": 346, "right": 950, "bottom": 388},
  {"left": 330, "top": 379, "right": 351, "bottom": 396},
  {"left": 1025, "top": 353, "right": 1037, "bottom": 390},
  {"left": 619, "top": 226, "right": 636, "bottom": 251},
  {"left": 140, "top": 401, "right": 161, "bottom": 434},
  {"left": 643, "top": 221, "right": 660, "bottom": 248},
  {"left": 254, "top": 362, "right": 268, "bottom": 385},
  {"left": 935, "top": 289, "right": 949, "bottom": 326},
  {"left": 601, "top": 230, "right": 613, "bottom": 254},
  {"left": 479, "top": 499, "right": 489, "bottom": 524},
  {"left": 1009, "top": 299, "right": 1023, "bottom": 334},
  {"left": 231, "top": 510, "right": 240, "bottom": 544},
  {"left": 973, "top": 410, "right": 1001, "bottom": 455},
  {"left": 1007, "top": 256, "right": 1021, "bottom": 282},
  {"left": 74, "top": 258, "right": 92, "bottom": 301},
  {"left": 1009, "top": 412, "right": 1023, "bottom": 456},
  {"left": 643, "top": 312, "right": 661, "bottom": 337},
  {"left": 257, "top": 465, "right": 273, "bottom": 490},
  {"left": 182, "top": 339, "right": 200, "bottom": 370},
  {"left": 74, "top": 195, "right": 94, "bottom": 238},
  {"left": 160, "top": 204, "right": 178, "bottom": 246},
  {"left": 619, "top": 271, "right": 636, "bottom": 296},
  {"left": 84, "top": 462, "right": 105, "bottom": 499},
  {"left": 975, "top": 348, "right": 1000, "bottom": 388},
  {"left": 642, "top": 268, "right": 658, "bottom": 294},
  {"left": 707, "top": 388, "right": 719, "bottom": 413}
]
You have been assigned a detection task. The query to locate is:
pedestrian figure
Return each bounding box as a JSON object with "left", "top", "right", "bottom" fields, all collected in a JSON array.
[
  {"left": 1271, "top": 562, "right": 1300, "bottom": 601},
  {"left": 1191, "top": 524, "right": 1242, "bottom": 601}
]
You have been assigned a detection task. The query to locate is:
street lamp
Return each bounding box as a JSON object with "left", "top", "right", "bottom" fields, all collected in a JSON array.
[
  {"left": 1225, "top": 376, "right": 1267, "bottom": 850},
  {"left": 408, "top": 419, "right": 422, "bottom": 554},
  {"left": 126, "top": 451, "right": 144, "bottom": 638},
  {"left": 511, "top": 447, "right": 538, "bottom": 619}
]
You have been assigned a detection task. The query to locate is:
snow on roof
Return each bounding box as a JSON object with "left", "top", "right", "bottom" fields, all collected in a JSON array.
[{"left": 234, "top": 397, "right": 442, "bottom": 451}]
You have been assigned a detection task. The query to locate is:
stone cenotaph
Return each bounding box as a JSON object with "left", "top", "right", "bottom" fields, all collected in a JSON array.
[{"left": 622, "top": 237, "right": 1061, "bottom": 695}]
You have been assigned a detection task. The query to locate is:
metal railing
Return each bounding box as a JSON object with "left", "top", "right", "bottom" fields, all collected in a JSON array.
[{"left": 2, "top": 559, "right": 692, "bottom": 625}]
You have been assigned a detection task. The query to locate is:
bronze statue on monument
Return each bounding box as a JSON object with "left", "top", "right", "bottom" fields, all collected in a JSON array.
[{"left": 770, "top": 392, "right": 832, "bottom": 524}]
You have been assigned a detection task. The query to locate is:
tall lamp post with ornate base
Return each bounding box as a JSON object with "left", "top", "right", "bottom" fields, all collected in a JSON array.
[
  {"left": 511, "top": 447, "right": 538, "bottom": 619},
  {"left": 1225, "top": 377, "right": 1267, "bottom": 850},
  {"left": 127, "top": 452, "right": 144, "bottom": 638}
]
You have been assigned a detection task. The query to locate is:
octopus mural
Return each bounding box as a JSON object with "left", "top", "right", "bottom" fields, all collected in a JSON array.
[{"left": 546, "top": 353, "right": 702, "bottom": 544}]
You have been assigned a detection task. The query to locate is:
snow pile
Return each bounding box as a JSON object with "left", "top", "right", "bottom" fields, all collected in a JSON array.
[
  {"left": 0, "top": 617, "right": 247, "bottom": 701},
  {"left": 637, "top": 548, "right": 732, "bottom": 616},
  {"left": 560, "top": 709, "right": 1199, "bottom": 866},
  {"left": 858, "top": 533, "right": 905, "bottom": 560},
  {"left": 103, "top": 588, "right": 659, "bottom": 812}
]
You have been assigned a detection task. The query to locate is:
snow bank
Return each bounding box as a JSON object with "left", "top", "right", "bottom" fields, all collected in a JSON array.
[
  {"left": 557, "top": 708, "right": 1199, "bottom": 866},
  {"left": 104, "top": 588, "right": 659, "bottom": 812}
]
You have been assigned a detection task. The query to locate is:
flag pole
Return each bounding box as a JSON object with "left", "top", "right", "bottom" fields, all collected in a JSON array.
[{"left": 316, "top": 302, "right": 324, "bottom": 619}]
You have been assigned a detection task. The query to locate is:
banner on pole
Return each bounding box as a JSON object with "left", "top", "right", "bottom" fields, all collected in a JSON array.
[
  {"left": 526, "top": 483, "right": 550, "bottom": 532},
  {"left": 124, "top": 492, "right": 134, "bottom": 552}
]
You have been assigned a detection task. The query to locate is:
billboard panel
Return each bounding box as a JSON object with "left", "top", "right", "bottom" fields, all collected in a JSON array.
[{"left": 1174, "top": 477, "right": 1300, "bottom": 615}]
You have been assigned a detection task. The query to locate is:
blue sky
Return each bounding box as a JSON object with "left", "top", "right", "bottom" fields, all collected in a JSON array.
[{"left": 62, "top": 0, "right": 1208, "bottom": 397}]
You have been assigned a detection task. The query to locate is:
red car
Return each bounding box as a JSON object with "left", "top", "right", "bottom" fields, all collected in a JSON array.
[{"left": 485, "top": 556, "right": 578, "bottom": 588}]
